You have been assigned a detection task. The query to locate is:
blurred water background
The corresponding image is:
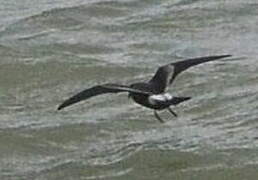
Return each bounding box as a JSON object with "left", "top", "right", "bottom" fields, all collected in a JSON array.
[{"left": 1, "top": 0, "right": 258, "bottom": 179}]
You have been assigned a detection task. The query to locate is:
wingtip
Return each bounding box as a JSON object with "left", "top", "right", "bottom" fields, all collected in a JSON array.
[
  {"left": 210, "top": 54, "right": 232, "bottom": 59},
  {"left": 57, "top": 104, "right": 65, "bottom": 111},
  {"left": 221, "top": 54, "right": 232, "bottom": 58}
]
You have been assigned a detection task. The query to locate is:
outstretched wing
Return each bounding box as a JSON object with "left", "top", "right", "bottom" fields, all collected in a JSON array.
[
  {"left": 149, "top": 55, "right": 231, "bottom": 93},
  {"left": 57, "top": 83, "right": 151, "bottom": 110}
]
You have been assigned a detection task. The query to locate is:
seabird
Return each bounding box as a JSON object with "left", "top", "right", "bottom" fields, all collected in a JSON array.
[{"left": 58, "top": 55, "right": 231, "bottom": 123}]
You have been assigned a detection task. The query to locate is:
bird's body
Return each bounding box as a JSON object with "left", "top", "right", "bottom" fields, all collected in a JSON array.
[
  {"left": 134, "top": 92, "right": 173, "bottom": 110},
  {"left": 128, "top": 83, "right": 181, "bottom": 110},
  {"left": 58, "top": 55, "right": 231, "bottom": 122}
]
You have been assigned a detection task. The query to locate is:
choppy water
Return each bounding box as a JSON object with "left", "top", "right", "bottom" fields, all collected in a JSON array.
[{"left": 1, "top": 0, "right": 258, "bottom": 179}]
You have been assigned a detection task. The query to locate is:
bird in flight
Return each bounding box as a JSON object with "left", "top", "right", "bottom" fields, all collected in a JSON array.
[{"left": 58, "top": 55, "right": 231, "bottom": 123}]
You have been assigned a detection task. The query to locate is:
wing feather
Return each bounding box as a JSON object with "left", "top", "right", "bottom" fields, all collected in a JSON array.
[
  {"left": 149, "top": 55, "right": 231, "bottom": 93},
  {"left": 57, "top": 83, "right": 151, "bottom": 110}
]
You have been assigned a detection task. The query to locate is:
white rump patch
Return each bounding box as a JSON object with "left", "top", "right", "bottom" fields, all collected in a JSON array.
[{"left": 148, "top": 93, "right": 173, "bottom": 105}]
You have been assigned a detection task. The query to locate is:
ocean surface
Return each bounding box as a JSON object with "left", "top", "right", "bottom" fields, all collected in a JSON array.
[{"left": 1, "top": 0, "right": 258, "bottom": 179}]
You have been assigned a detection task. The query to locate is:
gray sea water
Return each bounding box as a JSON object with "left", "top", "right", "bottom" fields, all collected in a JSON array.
[{"left": 1, "top": 0, "right": 258, "bottom": 179}]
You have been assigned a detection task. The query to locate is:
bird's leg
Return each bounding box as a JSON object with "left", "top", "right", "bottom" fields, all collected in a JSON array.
[
  {"left": 154, "top": 111, "right": 164, "bottom": 123},
  {"left": 167, "top": 107, "right": 178, "bottom": 117}
]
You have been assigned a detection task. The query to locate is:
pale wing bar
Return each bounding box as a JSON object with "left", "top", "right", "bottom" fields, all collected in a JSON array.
[{"left": 149, "top": 65, "right": 174, "bottom": 93}]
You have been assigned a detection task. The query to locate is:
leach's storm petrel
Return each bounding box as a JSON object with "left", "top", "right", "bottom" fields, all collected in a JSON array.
[{"left": 58, "top": 55, "right": 231, "bottom": 123}]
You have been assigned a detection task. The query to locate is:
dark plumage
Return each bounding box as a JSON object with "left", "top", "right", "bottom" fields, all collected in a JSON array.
[{"left": 58, "top": 55, "right": 231, "bottom": 123}]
